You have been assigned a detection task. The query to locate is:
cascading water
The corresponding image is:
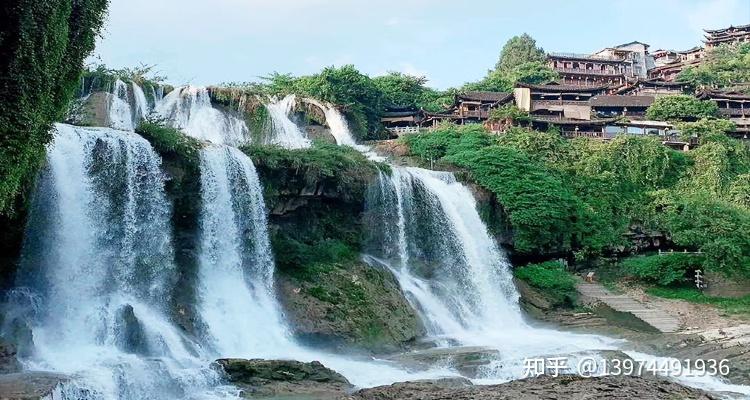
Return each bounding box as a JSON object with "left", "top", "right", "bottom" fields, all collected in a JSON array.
[
  {"left": 191, "top": 145, "right": 458, "bottom": 388},
  {"left": 15, "top": 123, "right": 233, "bottom": 400},
  {"left": 131, "top": 82, "right": 151, "bottom": 124},
  {"left": 155, "top": 86, "right": 249, "bottom": 146},
  {"left": 265, "top": 95, "right": 312, "bottom": 149},
  {"left": 108, "top": 79, "right": 134, "bottom": 131},
  {"left": 195, "top": 145, "right": 294, "bottom": 355}
]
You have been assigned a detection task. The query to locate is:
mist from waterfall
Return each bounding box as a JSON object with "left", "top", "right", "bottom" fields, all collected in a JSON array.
[
  {"left": 15, "top": 124, "right": 232, "bottom": 400},
  {"left": 265, "top": 95, "right": 312, "bottom": 149},
  {"left": 155, "top": 86, "right": 249, "bottom": 146}
]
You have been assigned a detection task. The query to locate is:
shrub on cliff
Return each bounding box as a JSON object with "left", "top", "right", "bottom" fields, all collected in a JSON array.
[{"left": 514, "top": 261, "right": 577, "bottom": 307}]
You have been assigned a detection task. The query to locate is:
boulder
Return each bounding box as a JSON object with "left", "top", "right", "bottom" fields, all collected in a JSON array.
[
  {"left": 0, "top": 372, "right": 71, "bottom": 400},
  {"left": 276, "top": 260, "right": 424, "bottom": 353},
  {"left": 215, "top": 358, "right": 352, "bottom": 398},
  {"left": 385, "top": 346, "right": 499, "bottom": 377},
  {"left": 0, "top": 340, "right": 21, "bottom": 374}
]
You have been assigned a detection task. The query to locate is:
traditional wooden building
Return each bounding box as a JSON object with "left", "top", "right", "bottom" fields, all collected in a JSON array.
[
  {"left": 697, "top": 90, "right": 750, "bottom": 139},
  {"left": 612, "top": 78, "right": 687, "bottom": 97},
  {"left": 514, "top": 82, "right": 608, "bottom": 119},
  {"left": 648, "top": 47, "right": 704, "bottom": 82},
  {"left": 594, "top": 41, "right": 654, "bottom": 79},
  {"left": 589, "top": 95, "right": 655, "bottom": 119},
  {"left": 454, "top": 91, "right": 514, "bottom": 120},
  {"left": 419, "top": 91, "right": 514, "bottom": 128},
  {"left": 380, "top": 106, "right": 423, "bottom": 135},
  {"left": 652, "top": 49, "right": 679, "bottom": 67},
  {"left": 547, "top": 53, "right": 630, "bottom": 87},
  {"left": 704, "top": 24, "right": 750, "bottom": 49}
]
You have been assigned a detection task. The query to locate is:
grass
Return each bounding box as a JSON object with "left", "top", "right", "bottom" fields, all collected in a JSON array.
[{"left": 647, "top": 286, "right": 750, "bottom": 316}]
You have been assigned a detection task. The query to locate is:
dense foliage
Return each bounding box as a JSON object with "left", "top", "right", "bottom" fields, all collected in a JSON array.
[
  {"left": 372, "top": 72, "right": 449, "bottom": 112},
  {"left": 0, "top": 0, "right": 109, "bottom": 214},
  {"left": 622, "top": 254, "right": 701, "bottom": 285},
  {"left": 514, "top": 261, "right": 577, "bottom": 307},
  {"left": 677, "top": 44, "right": 750, "bottom": 90},
  {"left": 645, "top": 95, "right": 719, "bottom": 121},
  {"left": 404, "top": 123, "right": 750, "bottom": 277}
]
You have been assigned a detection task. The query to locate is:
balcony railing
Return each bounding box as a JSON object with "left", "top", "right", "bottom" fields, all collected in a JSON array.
[
  {"left": 386, "top": 126, "right": 420, "bottom": 135},
  {"left": 554, "top": 68, "right": 626, "bottom": 76},
  {"left": 549, "top": 52, "right": 625, "bottom": 61}
]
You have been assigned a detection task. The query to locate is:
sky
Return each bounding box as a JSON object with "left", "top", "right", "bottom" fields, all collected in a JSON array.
[{"left": 92, "top": 0, "right": 750, "bottom": 89}]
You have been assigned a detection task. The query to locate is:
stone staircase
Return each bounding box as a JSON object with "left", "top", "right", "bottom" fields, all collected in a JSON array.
[{"left": 577, "top": 282, "right": 682, "bottom": 333}]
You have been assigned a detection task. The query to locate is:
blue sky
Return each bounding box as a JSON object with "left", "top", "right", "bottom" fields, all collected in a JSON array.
[{"left": 92, "top": 0, "right": 750, "bottom": 89}]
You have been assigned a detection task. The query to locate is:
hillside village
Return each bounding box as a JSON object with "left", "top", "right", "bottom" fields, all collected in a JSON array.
[{"left": 381, "top": 24, "right": 750, "bottom": 151}]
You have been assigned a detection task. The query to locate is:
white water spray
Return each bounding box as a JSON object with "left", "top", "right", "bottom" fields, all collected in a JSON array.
[
  {"left": 108, "top": 79, "right": 134, "bottom": 131},
  {"left": 156, "top": 86, "right": 249, "bottom": 145},
  {"left": 17, "top": 124, "right": 230, "bottom": 400},
  {"left": 265, "top": 95, "right": 311, "bottom": 149}
]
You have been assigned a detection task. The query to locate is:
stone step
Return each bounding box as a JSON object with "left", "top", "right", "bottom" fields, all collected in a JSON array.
[{"left": 576, "top": 283, "right": 681, "bottom": 333}]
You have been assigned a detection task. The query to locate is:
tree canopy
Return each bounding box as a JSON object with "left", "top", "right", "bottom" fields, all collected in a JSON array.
[
  {"left": 495, "top": 33, "right": 547, "bottom": 72},
  {"left": 677, "top": 43, "right": 750, "bottom": 90},
  {"left": 645, "top": 95, "right": 719, "bottom": 121}
]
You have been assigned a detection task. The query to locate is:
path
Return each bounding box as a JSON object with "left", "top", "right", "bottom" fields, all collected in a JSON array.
[{"left": 577, "top": 282, "right": 682, "bottom": 333}]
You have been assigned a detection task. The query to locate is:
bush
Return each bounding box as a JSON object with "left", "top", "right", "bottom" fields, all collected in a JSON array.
[
  {"left": 645, "top": 95, "right": 719, "bottom": 121},
  {"left": 514, "top": 261, "right": 577, "bottom": 306},
  {"left": 136, "top": 121, "right": 202, "bottom": 166},
  {"left": 622, "top": 254, "right": 701, "bottom": 285}
]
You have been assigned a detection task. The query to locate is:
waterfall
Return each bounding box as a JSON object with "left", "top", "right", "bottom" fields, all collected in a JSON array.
[
  {"left": 265, "top": 95, "right": 312, "bottom": 149},
  {"left": 15, "top": 124, "right": 230, "bottom": 400},
  {"left": 131, "top": 82, "right": 150, "bottom": 124},
  {"left": 195, "top": 145, "right": 294, "bottom": 356},
  {"left": 108, "top": 79, "right": 134, "bottom": 131},
  {"left": 155, "top": 86, "right": 249, "bottom": 146},
  {"left": 367, "top": 167, "right": 522, "bottom": 338}
]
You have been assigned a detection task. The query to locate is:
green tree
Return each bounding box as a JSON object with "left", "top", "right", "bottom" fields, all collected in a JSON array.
[
  {"left": 372, "top": 72, "right": 443, "bottom": 110},
  {"left": 677, "top": 118, "right": 735, "bottom": 142},
  {"left": 677, "top": 43, "right": 750, "bottom": 90},
  {"left": 495, "top": 33, "right": 546, "bottom": 72},
  {"left": 0, "top": 0, "right": 110, "bottom": 213},
  {"left": 645, "top": 95, "right": 719, "bottom": 121},
  {"left": 509, "top": 61, "right": 559, "bottom": 85}
]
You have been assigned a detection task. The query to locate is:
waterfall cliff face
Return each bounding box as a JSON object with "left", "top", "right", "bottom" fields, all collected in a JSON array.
[
  {"left": 155, "top": 86, "right": 249, "bottom": 146},
  {"left": 265, "top": 95, "right": 312, "bottom": 149},
  {"left": 16, "top": 124, "right": 229, "bottom": 400}
]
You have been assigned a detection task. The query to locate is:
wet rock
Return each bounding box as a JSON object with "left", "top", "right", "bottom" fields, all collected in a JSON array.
[
  {"left": 67, "top": 92, "right": 112, "bottom": 127},
  {"left": 215, "top": 358, "right": 352, "bottom": 399},
  {"left": 277, "top": 260, "right": 424, "bottom": 353},
  {"left": 114, "top": 304, "right": 149, "bottom": 355},
  {"left": 385, "top": 346, "right": 500, "bottom": 377},
  {"left": 350, "top": 374, "right": 717, "bottom": 400},
  {"left": 0, "top": 340, "right": 20, "bottom": 374},
  {"left": 638, "top": 324, "right": 750, "bottom": 386},
  {"left": 514, "top": 278, "right": 554, "bottom": 317},
  {"left": 0, "top": 372, "right": 70, "bottom": 400}
]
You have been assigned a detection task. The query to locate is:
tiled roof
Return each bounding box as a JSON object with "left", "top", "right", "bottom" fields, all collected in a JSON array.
[
  {"left": 589, "top": 95, "right": 655, "bottom": 107},
  {"left": 457, "top": 91, "right": 514, "bottom": 103},
  {"left": 516, "top": 82, "right": 611, "bottom": 92}
]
